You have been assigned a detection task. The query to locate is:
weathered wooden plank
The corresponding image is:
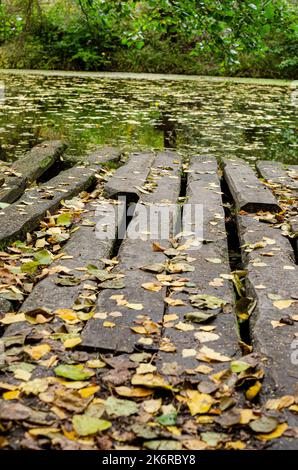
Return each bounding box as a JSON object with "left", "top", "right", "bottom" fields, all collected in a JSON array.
[
  {"left": 256, "top": 160, "right": 298, "bottom": 191},
  {"left": 104, "top": 151, "right": 155, "bottom": 200},
  {"left": 82, "top": 151, "right": 181, "bottom": 353},
  {"left": 223, "top": 157, "right": 280, "bottom": 213},
  {"left": 3, "top": 202, "right": 120, "bottom": 338},
  {"left": 0, "top": 148, "right": 122, "bottom": 249},
  {"left": 156, "top": 156, "right": 240, "bottom": 378},
  {"left": 237, "top": 214, "right": 298, "bottom": 396},
  {"left": 0, "top": 141, "right": 66, "bottom": 203}
]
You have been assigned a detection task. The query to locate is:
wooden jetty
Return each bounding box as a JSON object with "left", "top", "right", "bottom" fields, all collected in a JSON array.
[{"left": 0, "top": 143, "right": 297, "bottom": 450}]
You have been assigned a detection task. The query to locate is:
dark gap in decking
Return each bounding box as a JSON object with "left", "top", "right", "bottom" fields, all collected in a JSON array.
[
  {"left": 160, "top": 167, "right": 188, "bottom": 339},
  {"left": 37, "top": 157, "right": 68, "bottom": 183},
  {"left": 220, "top": 173, "right": 252, "bottom": 347},
  {"left": 109, "top": 192, "right": 139, "bottom": 259}
]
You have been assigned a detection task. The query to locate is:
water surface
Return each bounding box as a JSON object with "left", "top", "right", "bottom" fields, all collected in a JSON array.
[{"left": 0, "top": 72, "right": 297, "bottom": 164}]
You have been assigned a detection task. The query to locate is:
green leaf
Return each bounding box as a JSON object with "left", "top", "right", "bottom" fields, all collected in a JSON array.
[
  {"left": 34, "top": 249, "right": 54, "bottom": 266},
  {"left": 57, "top": 212, "right": 73, "bottom": 227},
  {"left": 54, "top": 364, "right": 93, "bottom": 381},
  {"left": 156, "top": 412, "right": 177, "bottom": 426},
  {"left": 105, "top": 397, "right": 139, "bottom": 417},
  {"left": 73, "top": 414, "right": 111, "bottom": 436},
  {"left": 21, "top": 261, "right": 39, "bottom": 274},
  {"left": 230, "top": 360, "right": 251, "bottom": 373},
  {"left": 249, "top": 416, "right": 278, "bottom": 434}
]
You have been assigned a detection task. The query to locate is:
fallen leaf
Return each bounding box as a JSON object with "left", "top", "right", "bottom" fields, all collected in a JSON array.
[
  {"left": 246, "top": 381, "right": 262, "bottom": 401},
  {"left": 105, "top": 397, "right": 138, "bottom": 417},
  {"left": 249, "top": 416, "right": 278, "bottom": 433},
  {"left": 257, "top": 423, "right": 288, "bottom": 441},
  {"left": 186, "top": 390, "right": 214, "bottom": 415},
  {"left": 273, "top": 299, "right": 295, "bottom": 310},
  {"left": 54, "top": 364, "right": 94, "bottom": 381},
  {"left": 198, "top": 346, "right": 231, "bottom": 362},
  {"left": 73, "top": 414, "right": 111, "bottom": 436}
]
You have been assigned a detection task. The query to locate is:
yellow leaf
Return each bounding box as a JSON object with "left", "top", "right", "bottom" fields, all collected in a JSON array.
[
  {"left": 131, "top": 326, "right": 147, "bottom": 335},
  {"left": 246, "top": 381, "right": 262, "bottom": 401},
  {"left": 257, "top": 423, "right": 288, "bottom": 441},
  {"left": 55, "top": 309, "right": 79, "bottom": 324},
  {"left": 237, "top": 409, "right": 258, "bottom": 424},
  {"left": 86, "top": 359, "right": 106, "bottom": 369},
  {"left": 186, "top": 390, "right": 214, "bottom": 415},
  {"left": 225, "top": 441, "right": 246, "bottom": 450},
  {"left": 115, "top": 387, "right": 153, "bottom": 398},
  {"left": 63, "top": 338, "right": 82, "bottom": 349},
  {"left": 3, "top": 390, "right": 20, "bottom": 400},
  {"left": 142, "top": 283, "right": 162, "bottom": 292},
  {"left": 25, "top": 344, "right": 51, "bottom": 360},
  {"left": 0, "top": 313, "right": 26, "bottom": 324},
  {"left": 103, "top": 321, "right": 116, "bottom": 328},
  {"left": 79, "top": 385, "right": 100, "bottom": 398},
  {"left": 29, "top": 428, "right": 60, "bottom": 437},
  {"left": 163, "top": 314, "right": 179, "bottom": 322},
  {"left": 273, "top": 299, "right": 295, "bottom": 310},
  {"left": 195, "top": 365, "right": 213, "bottom": 374},
  {"left": 289, "top": 405, "right": 298, "bottom": 412}
]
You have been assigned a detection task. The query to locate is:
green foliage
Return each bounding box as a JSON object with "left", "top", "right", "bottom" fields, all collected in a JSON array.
[{"left": 0, "top": 0, "right": 296, "bottom": 77}]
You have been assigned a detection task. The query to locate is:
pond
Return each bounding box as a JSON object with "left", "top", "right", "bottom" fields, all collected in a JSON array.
[{"left": 0, "top": 72, "right": 297, "bottom": 165}]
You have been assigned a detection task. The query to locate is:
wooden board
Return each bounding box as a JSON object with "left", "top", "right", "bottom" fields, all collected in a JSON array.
[{"left": 223, "top": 157, "right": 280, "bottom": 213}]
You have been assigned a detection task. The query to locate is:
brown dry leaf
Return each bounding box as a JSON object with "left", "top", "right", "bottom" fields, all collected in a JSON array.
[
  {"left": 265, "top": 396, "right": 294, "bottom": 411},
  {"left": 164, "top": 314, "right": 179, "bottom": 322},
  {"left": 165, "top": 297, "right": 186, "bottom": 307},
  {"left": 152, "top": 242, "right": 166, "bottom": 252},
  {"left": 131, "top": 373, "right": 174, "bottom": 391},
  {"left": 159, "top": 338, "right": 176, "bottom": 352},
  {"left": 131, "top": 326, "right": 147, "bottom": 335},
  {"left": 115, "top": 387, "right": 153, "bottom": 398},
  {"left": 0, "top": 313, "right": 26, "bottom": 324},
  {"left": 63, "top": 338, "right": 82, "bottom": 349}
]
